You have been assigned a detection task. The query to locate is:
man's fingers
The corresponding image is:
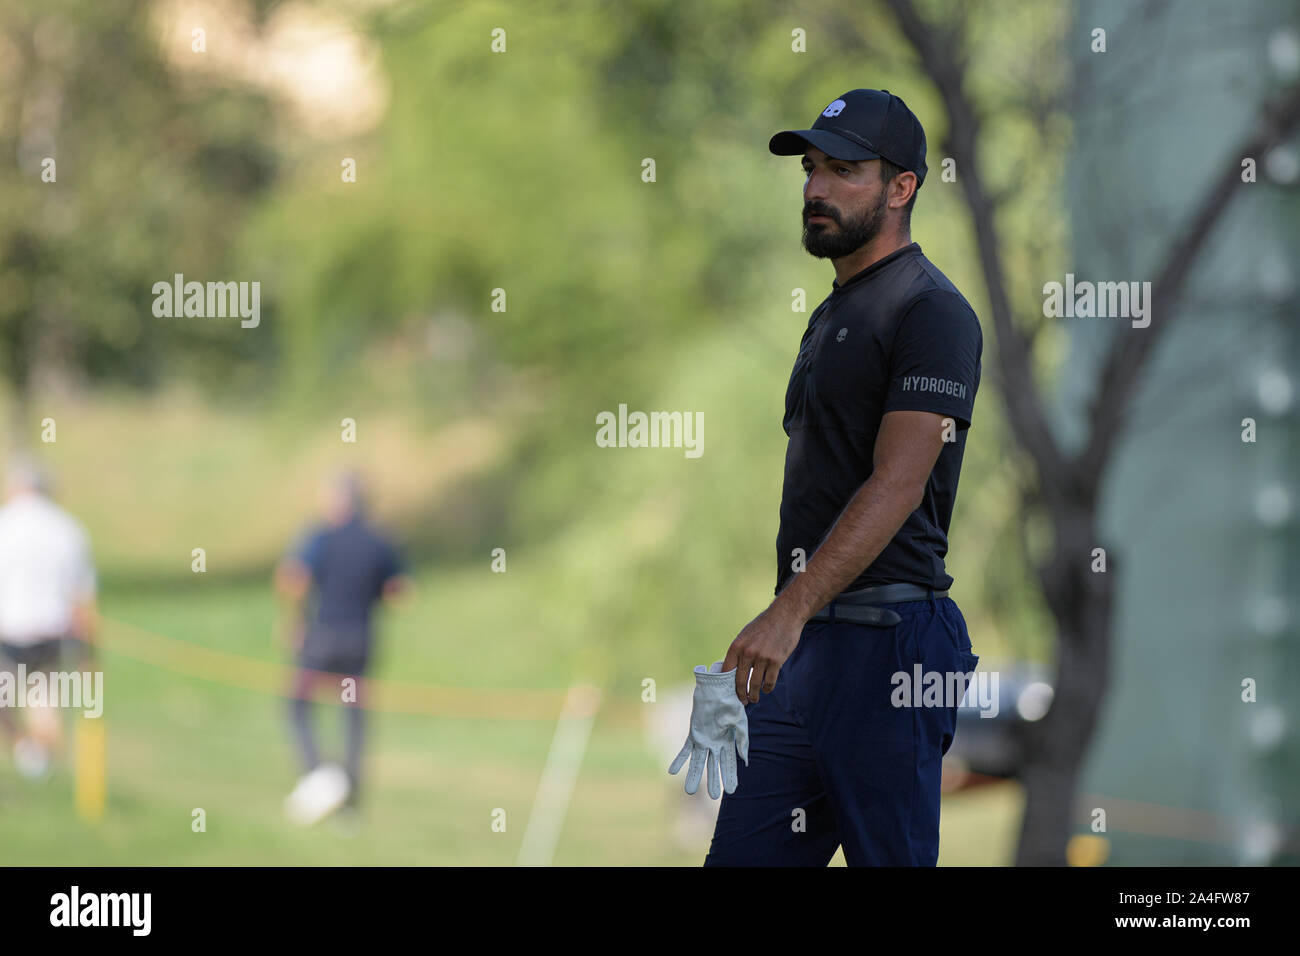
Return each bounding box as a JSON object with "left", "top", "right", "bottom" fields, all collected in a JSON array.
[
  {"left": 747, "top": 662, "right": 769, "bottom": 702},
  {"left": 733, "top": 655, "right": 750, "bottom": 701},
  {"left": 724, "top": 643, "right": 748, "bottom": 701},
  {"left": 762, "top": 664, "right": 780, "bottom": 694}
]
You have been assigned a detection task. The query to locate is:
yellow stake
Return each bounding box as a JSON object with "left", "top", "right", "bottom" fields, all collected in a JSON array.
[{"left": 74, "top": 716, "right": 106, "bottom": 822}]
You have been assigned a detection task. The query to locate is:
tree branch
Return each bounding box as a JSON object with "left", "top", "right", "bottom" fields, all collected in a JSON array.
[
  {"left": 1078, "top": 82, "right": 1300, "bottom": 490},
  {"left": 883, "top": 0, "right": 1072, "bottom": 505}
]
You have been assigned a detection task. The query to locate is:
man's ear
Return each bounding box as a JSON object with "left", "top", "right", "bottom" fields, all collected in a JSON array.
[{"left": 890, "top": 170, "right": 918, "bottom": 208}]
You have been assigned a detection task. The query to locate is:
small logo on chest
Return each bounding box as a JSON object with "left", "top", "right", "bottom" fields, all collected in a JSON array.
[{"left": 835, "top": 327, "right": 848, "bottom": 342}]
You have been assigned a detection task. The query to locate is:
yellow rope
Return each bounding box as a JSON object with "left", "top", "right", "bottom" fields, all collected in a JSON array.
[{"left": 99, "top": 616, "right": 573, "bottom": 720}]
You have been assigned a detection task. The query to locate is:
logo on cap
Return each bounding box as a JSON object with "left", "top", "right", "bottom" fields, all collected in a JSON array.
[{"left": 821, "top": 99, "right": 846, "bottom": 118}]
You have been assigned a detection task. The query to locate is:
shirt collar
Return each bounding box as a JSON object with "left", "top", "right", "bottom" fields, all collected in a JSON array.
[{"left": 830, "top": 241, "right": 920, "bottom": 294}]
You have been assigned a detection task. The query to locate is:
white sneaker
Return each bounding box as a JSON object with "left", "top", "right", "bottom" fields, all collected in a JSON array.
[
  {"left": 13, "top": 738, "right": 51, "bottom": 780},
  {"left": 284, "top": 764, "right": 351, "bottom": 826}
]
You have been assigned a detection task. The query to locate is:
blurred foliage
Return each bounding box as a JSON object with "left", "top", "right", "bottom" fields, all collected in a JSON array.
[
  {"left": 0, "top": 0, "right": 280, "bottom": 411},
  {"left": 0, "top": 0, "right": 1061, "bottom": 689}
]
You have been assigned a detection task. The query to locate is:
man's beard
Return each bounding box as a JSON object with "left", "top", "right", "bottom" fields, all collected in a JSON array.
[{"left": 801, "top": 190, "right": 888, "bottom": 259}]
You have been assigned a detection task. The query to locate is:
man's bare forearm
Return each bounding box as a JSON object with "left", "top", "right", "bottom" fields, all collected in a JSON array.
[{"left": 770, "top": 475, "right": 923, "bottom": 625}]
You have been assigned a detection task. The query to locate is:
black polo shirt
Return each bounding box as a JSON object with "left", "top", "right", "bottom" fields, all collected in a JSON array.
[{"left": 775, "top": 242, "right": 982, "bottom": 596}]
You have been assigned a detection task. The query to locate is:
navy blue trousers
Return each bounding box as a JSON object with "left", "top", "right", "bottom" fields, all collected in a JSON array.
[{"left": 704, "top": 596, "right": 978, "bottom": 866}]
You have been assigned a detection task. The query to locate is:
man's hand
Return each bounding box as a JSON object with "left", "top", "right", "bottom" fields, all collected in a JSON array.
[
  {"left": 722, "top": 605, "right": 805, "bottom": 704},
  {"left": 381, "top": 573, "right": 413, "bottom": 603}
]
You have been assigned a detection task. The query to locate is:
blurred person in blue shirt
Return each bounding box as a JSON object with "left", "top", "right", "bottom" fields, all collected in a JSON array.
[{"left": 273, "top": 469, "right": 411, "bottom": 825}]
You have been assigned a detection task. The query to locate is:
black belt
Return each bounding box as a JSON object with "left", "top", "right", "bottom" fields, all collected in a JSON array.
[{"left": 810, "top": 583, "right": 948, "bottom": 627}]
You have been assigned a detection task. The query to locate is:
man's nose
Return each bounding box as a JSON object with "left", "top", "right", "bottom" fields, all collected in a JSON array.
[{"left": 803, "top": 171, "right": 830, "bottom": 203}]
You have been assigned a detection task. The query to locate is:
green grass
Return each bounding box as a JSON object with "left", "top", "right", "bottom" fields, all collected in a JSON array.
[
  {"left": 0, "top": 568, "right": 1021, "bottom": 866},
  {"left": 0, "top": 363, "right": 1030, "bottom": 866}
]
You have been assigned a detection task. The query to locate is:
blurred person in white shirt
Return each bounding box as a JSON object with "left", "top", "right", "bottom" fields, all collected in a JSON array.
[{"left": 0, "top": 455, "right": 98, "bottom": 778}]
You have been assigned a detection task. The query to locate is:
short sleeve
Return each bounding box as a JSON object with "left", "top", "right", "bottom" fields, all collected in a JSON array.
[{"left": 882, "top": 292, "right": 982, "bottom": 429}]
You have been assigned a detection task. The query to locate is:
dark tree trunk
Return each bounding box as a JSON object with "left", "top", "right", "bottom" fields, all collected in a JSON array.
[{"left": 1015, "top": 506, "right": 1116, "bottom": 865}]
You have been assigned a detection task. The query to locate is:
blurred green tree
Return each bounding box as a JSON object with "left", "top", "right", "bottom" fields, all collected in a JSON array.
[{"left": 0, "top": 0, "right": 278, "bottom": 440}]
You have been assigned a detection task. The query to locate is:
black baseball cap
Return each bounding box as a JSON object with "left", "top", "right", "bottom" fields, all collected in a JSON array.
[{"left": 769, "top": 89, "right": 928, "bottom": 187}]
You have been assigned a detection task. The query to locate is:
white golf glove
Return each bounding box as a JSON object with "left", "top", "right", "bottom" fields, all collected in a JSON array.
[{"left": 668, "top": 662, "right": 750, "bottom": 799}]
